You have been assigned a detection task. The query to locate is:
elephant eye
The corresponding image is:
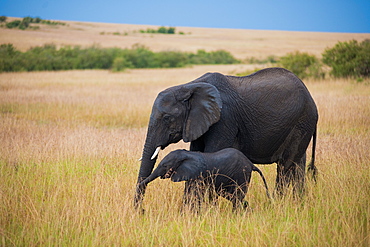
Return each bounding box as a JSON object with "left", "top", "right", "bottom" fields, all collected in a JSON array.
[{"left": 163, "top": 115, "right": 173, "bottom": 124}]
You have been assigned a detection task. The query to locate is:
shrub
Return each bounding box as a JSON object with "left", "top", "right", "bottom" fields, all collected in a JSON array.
[
  {"left": 123, "top": 44, "right": 157, "bottom": 68},
  {"left": 0, "top": 43, "right": 240, "bottom": 72},
  {"left": 6, "top": 20, "right": 21, "bottom": 29},
  {"left": 139, "top": 26, "right": 176, "bottom": 34},
  {"left": 156, "top": 51, "right": 188, "bottom": 68},
  {"left": 279, "top": 51, "right": 324, "bottom": 79},
  {"left": 77, "top": 45, "right": 115, "bottom": 69},
  {"left": 208, "top": 50, "right": 240, "bottom": 64},
  {"left": 145, "top": 28, "right": 157, "bottom": 33},
  {"left": 4, "top": 17, "right": 65, "bottom": 30},
  {"left": 0, "top": 44, "right": 18, "bottom": 56},
  {"left": 22, "top": 17, "right": 33, "bottom": 24},
  {"left": 0, "top": 16, "right": 7, "bottom": 22},
  {"left": 33, "top": 17, "right": 42, "bottom": 23},
  {"left": 246, "top": 55, "right": 279, "bottom": 64},
  {"left": 188, "top": 49, "right": 240, "bottom": 65},
  {"left": 19, "top": 19, "right": 30, "bottom": 30},
  {"left": 112, "top": 57, "right": 133, "bottom": 72},
  {"left": 157, "top": 26, "right": 168, "bottom": 34},
  {"left": 322, "top": 40, "right": 370, "bottom": 78},
  {"left": 0, "top": 44, "right": 23, "bottom": 72},
  {"left": 41, "top": 20, "right": 65, "bottom": 26},
  {"left": 167, "top": 27, "right": 175, "bottom": 34}
]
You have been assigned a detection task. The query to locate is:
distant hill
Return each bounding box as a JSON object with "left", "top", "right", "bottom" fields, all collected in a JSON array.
[{"left": 1, "top": 17, "right": 369, "bottom": 59}]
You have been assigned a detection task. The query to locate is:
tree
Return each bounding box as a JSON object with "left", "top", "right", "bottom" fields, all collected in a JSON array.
[
  {"left": 279, "top": 51, "right": 324, "bottom": 79},
  {"left": 6, "top": 20, "right": 21, "bottom": 29},
  {"left": 322, "top": 40, "right": 370, "bottom": 78},
  {"left": 112, "top": 57, "right": 133, "bottom": 71},
  {"left": 157, "top": 26, "right": 168, "bottom": 34},
  {"left": 167, "top": 27, "right": 175, "bottom": 34}
]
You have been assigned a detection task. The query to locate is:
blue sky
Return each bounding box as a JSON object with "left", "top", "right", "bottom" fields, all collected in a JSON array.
[{"left": 1, "top": 0, "right": 369, "bottom": 33}]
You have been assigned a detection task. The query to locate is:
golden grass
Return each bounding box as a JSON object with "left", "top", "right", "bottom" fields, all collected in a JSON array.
[
  {"left": 1, "top": 66, "right": 369, "bottom": 246},
  {"left": 1, "top": 18, "right": 369, "bottom": 59}
]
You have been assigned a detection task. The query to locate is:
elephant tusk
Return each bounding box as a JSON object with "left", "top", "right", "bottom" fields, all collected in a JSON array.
[
  {"left": 138, "top": 157, "right": 142, "bottom": 161},
  {"left": 151, "top": 147, "right": 161, "bottom": 160}
]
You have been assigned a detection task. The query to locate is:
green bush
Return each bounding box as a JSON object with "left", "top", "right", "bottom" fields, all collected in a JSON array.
[
  {"left": 122, "top": 44, "right": 158, "bottom": 68},
  {"left": 22, "top": 16, "right": 42, "bottom": 24},
  {"left": 22, "top": 17, "right": 33, "bottom": 24},
  {"left": 208, "top": 50, "right": 240, "bottom": 64},
  {"left": 157, "top": 26, "right": 167, "bottom": 34},
  {"left": 246, "top": 55, "right": 279, "bottom": 64},
  {"left": 167, "top": 27, "right": 175, "bottom": 34},
  {"left": 33, "top": 17, "right": 42, "bottom": 23},
  {"left": 0, "top": 43, "right": 240, "bottom": 72},
  {"left": 322, "top": 40, "right": 370, "bottom": 78},
  {"left": 188, "top": 49, "right": 240, "bottom": 65},
  {"left": 18, "top": 19, "right": 30, "bottom": 30},
  {"left": 6, "top": 20, "right": 21, "bottom": 29},
  {"left": 140, "top": 26, "right": 176, "bottom": 34},
  {"left": 279, "top": 51, "right": 324, "bottom": 79},
  {"left": 156, "top": 51, "right": 188, "bottom": 68},
  {"left": 41, "top": 20, "right": 66, "bottom": 26},
  {"left": 0, "top": 44, "right": 24, "bottom": 72},
  {"left": 112, "top": 57, "right": 133, "bottom": 72},
  {"left": 4, "top": 16, "right": 65, "bottom": 30}
]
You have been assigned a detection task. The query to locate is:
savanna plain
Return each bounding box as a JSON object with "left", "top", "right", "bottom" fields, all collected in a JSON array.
[{"left": 1, "top": 20, "right": 370, "bottom": 246}]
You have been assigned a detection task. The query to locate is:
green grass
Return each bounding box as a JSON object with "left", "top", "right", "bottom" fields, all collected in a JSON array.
[{"left": 0, "top": 69, "right": 369, "bottom": 246}]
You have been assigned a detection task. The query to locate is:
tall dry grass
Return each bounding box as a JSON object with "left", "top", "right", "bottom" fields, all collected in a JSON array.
[{"left": 1, "top": 66, "right": 369, "bottom": 246}]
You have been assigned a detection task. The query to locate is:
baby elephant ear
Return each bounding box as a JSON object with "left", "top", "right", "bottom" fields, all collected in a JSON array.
[
  {"left": 171, "top": 159, "right": 204, "bottom": 182},
  {"left": 179, "top": 83, "right": 222, "bottom": 143}
]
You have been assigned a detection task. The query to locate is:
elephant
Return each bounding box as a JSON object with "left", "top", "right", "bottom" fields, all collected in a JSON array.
[
  {"left": 138, "top": 148, "right": 271, "bottom": 211},
  {"left": 135, "top": 67, "right": 318, "bottom": 209}
]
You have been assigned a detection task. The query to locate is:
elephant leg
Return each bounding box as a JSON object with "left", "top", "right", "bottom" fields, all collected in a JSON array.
[
  {"left": 204, "top": 182, "right": 218, "bottom": 207},
  {"left": 292, "top": 153, "right": 306, "bottom": 197},
  {"left": 182, "top": 181, "right": 203, "bottom": 212},
  {"left": 235, "top": 190, "right": 247, "bottom": 211},
  {"left": 275, "top": 161, "right": 294, "bottom": 196},
  {"left": 275, "top": 123, "right": 313, "bottom": 197},
  {"left": 224, "top": 186, "right": 246, "bottom": 211},
  {"left": 275, "top": 153, "right": 306, "bottom": 197}
]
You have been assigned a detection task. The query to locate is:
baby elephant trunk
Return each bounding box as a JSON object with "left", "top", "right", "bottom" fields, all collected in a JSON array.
[
  {"left": 136, "top": 169, "right": 162, "bottom": 197},
  {"left": 252, "top": 165, "right": 271, "bottom": 199}
]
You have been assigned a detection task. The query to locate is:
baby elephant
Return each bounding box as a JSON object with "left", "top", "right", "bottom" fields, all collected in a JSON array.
[{"left": 138, "top": 148, "right": 270, "bottom": 211}]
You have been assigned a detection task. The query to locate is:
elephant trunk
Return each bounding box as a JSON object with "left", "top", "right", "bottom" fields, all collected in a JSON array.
[
  {"left": 135, "top": 165, "right": 163, "bottom": 213},
  {"left": 134, "top": 125, "right": 160, "bottom": 209},
  {"left": 135, "top": 151, "right": 163, "bottom": 210},
  {"left": 139, "top": 168, "right": 161, "bottom": 188}
]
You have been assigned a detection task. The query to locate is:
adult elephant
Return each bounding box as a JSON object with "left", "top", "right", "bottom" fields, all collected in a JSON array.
[{"left": 134, "top": 67, "right": 318, "bottom": 209}]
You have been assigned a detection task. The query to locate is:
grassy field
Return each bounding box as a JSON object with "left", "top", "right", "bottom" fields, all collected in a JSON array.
[
  {"left": 1, "top": 20, "right": 370, "bottom": 246},
  {"left": 1, "top": 65, "right": 369, "bottom": 246}
]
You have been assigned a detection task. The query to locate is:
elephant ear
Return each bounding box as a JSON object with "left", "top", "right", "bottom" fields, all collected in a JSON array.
[
  {"left": 171, "top": 155, "right": 207, "bottom": 182},
  {"left": 178, "top": 83, "right": 222, "bottom": 143}
]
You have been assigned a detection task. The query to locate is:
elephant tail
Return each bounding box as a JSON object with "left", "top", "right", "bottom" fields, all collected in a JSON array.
[
  {"left": 252, "top": 165, "right": 271, "bottom": 200},
  {"left": 307, "top": 126, "right": 318, "bottom": 182}
]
